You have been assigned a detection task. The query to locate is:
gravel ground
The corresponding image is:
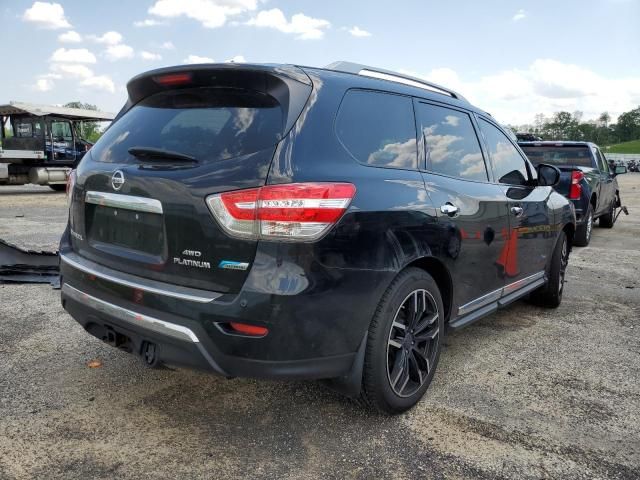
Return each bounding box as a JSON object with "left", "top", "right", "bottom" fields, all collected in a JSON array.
[{"left": 1, "top": 176, "right": 639, "bottom": 479}]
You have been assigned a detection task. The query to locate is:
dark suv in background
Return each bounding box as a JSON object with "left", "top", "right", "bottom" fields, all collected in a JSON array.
[{"left": 60, "top": 62, "right": 575, "bottom": 413}]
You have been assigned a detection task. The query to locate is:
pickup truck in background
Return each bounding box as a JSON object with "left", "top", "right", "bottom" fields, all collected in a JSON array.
[{"left": 519, "top": 141, "right": 627, "bottom": 246}]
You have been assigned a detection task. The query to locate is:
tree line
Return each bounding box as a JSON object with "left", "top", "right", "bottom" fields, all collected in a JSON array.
[{"left": 511, "top": 105, "right": 640, "bottom": 145}]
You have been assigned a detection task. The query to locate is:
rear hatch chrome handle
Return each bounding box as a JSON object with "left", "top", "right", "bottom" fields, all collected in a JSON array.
[{"left": 85, "top": 191, "right": 163, "bottom": 215}]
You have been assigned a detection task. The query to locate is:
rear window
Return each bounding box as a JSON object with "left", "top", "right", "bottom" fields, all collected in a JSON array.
[
  {"left": 520, "top": 146, "right": 593, "bottom": 168},
  {"left": 90, "top": 87, "right": 284, "bottom": 163},
  {"left": 336, "top": 90, "right": 417, "bottom": 169}
]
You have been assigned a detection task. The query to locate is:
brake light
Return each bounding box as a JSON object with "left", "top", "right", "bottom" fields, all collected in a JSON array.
[
  {"left": 152, "top": 72, "right": 193, "bottom": 86},
  {"left": 66, "top": 169, "right": 76, "bottom": 206},
  {"left": 206, "top": 182, "right": 356, "bottom": 241},
  {"left": 569, "top": 170, "right": 584, "bottom": 200}
]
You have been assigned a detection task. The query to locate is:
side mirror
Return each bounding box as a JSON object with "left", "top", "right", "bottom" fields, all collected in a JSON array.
[
  {"left": 615, "top": 165, "right": 627, "bottom": 175},
  {"left": 537, "top": 163, "right": 561, "bottom": 187}
]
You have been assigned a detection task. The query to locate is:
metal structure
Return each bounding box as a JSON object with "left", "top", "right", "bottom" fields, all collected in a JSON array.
[{"left": 0, "top": 101, "right": 114, "bottom": 188}]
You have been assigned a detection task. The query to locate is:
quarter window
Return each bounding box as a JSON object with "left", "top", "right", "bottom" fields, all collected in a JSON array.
[
  {"left": 416, "top": 103, "right": 487, "bottom": 181},
  {"left": 479, "top": 119, "right": 529, "bottom": 186},
  {"left": 336, "top": 90, "right": 417, "bottom": 169}
]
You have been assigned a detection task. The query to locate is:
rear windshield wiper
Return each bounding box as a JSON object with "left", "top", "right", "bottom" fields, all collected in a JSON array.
[{"left": 128, "top": 146, "right": 197, "bottom": 162}]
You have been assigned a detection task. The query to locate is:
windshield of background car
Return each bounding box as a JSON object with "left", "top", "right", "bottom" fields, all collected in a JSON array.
[
  {"left": 90, "top": 87, "right": 284, "bottom": 163},
  {"left": 520, "top": 146, "right": 593, "bottom": 168}
]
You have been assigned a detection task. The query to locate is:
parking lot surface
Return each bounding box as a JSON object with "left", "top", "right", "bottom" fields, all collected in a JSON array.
[{"left": 1, "top": 176, "right": 639, "bottom": 479}]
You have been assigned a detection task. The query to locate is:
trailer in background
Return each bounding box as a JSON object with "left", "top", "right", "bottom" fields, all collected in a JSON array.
[{"left": 0, "top": 102, "right": 114, "bottom": 190}]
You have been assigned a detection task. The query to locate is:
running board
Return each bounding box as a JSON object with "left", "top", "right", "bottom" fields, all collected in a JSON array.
[{"left": 448, "top": 276, "right": 546, "bottom": 331}]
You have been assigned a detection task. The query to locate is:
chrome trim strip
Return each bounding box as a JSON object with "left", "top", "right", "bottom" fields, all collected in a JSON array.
[
  {"left": 458, "top": 288, "right": 502, "bottom": 316},
  {"left": 85, "top": 191, "right": 163, "bottom": 214},
  {"left": 60, "top": 252, "right": 221, "bottom": 303},
  {"left": 62, "top": 283, "right": 200, "bottom": 343},
  {"left": 457, "top": 271, "right": 546, "bottom": 316},
  {"left": 502, "top": 271, "right": 545, "bottom": 295}
]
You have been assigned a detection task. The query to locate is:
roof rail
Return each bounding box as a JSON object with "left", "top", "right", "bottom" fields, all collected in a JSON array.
[{"left": 324, "top": 61, "right": 467, "bottom": 101}]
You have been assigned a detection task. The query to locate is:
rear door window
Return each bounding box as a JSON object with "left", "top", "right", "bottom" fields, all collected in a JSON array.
[
  {"left": 479, "top": 119, "right": 530, "bottom": 186},
  {"left": 90, "top": 87, "right": 284, "bottom": 164},
  {"left": 415, "top": 102, "right": 488, "bottom": 181},
  {"left": 336, "top": 90, "right": 417, "bottom": 169}
]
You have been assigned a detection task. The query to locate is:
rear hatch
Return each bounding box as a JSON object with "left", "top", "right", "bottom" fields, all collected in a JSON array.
[
  {"left": 520, "top": 144, "right": 595, "bottom": 196},
  {"left": 69, "top": 64, "right": 312, "bottom": 293}
]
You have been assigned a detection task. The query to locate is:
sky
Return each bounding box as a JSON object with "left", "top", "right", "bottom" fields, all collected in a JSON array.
[{"left": 1, "top": 0, "right": 639, "bottom": 126}]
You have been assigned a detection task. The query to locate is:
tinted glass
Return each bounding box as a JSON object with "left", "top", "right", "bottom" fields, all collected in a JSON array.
[
  {"left": 336, "top": 90, "right": 417, "bottom": 169},
  {"left": 51, "top": 121, "right": 72, "bottom": 139},
  {"left": 416, "top": 103, "right": 487, "bottom": 181},
  {"left": 479, "top": 119, "right": 529, "bottom": 185},
  {"left": 520, "top": 146, "right": 593, "bottom": 168},
  {"left": 595, "top": 149, "right": 609, "bottom": 172},
  {"left": 90, "top": 87, "right": 284, "bottom": 163},
  {"left": 14, "top": 119, "right": 42, "bottom": 138}
]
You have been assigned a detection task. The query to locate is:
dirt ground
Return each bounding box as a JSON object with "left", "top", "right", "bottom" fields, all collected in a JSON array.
[{"left": 0, "top": 176, "right": 639, "bottom": 479}]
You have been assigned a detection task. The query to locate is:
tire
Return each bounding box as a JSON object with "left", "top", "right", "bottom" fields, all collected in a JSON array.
[
  {"left": 49, "top": 184, "right": 66, "bottom": 192},
  {"left": 599, "top": 198, "right": 616, "bottom": 228},
  {"left": 360, "top": 268, "right": 444, "bottom": 414},
  {"left": 530, "top": 231, "right": 569, "bottom": 308},
  {"left": 573, "top": 205, "right": 593, "bottom": 247}
]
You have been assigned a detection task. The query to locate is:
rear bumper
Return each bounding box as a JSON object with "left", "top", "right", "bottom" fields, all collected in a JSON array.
[
  {"left": 58, "top": 237, "right": 394, "bottom": 380},
  {"left": 61, "top": 281, "right": 357, "bottom": 379}
]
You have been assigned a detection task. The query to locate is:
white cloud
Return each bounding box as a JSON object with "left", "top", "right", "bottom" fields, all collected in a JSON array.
[
  {"left": 226, "top": 55, "right": 246, "bottom": 63},
  {"left": 140, "top": 51, "right": 162, "bottom": 61},
  {"left": 104, "top": 44, "right": 135, "bottom": 61},
  {"left": 247, "top": 8, "right": 330, "bottom": 39},
  {"left": 50, "top": 48, "right": 96, "bottom": 64},
  {"left": 23, "top": 2, "right": 70, "bottom": 29},
  {"left": 407, "top": 59, "right": 640, "bottom": 125},
  {"left": 90, "top": 31, "right": 123, "bottom": 45},
  {"left": 348, "top": 26, "right": 371, "bottom": 37},
  {"left": 148, "top": 0, "right": 257, "bottom": 28},
  {"left": 161, "top": 41, "right": 175, "bottom": 50},
  {"left": 58, "top": 30, "right": 82, "bottom": 43},
  {"left": 35, "top": 64, "right": 116, "bottom": 94},
  {"left": 183, "top": 54, "right": 215, "bottom": 63},
  {"left": 35, "top": 78, "right": 55, "bottom": 91},
  {"left": 51, "top": 63, "right": 93, "bottom": 79},
  {"left": 512, "top": 9, "right": 527, "bottom": 21},
  {"left": 80, "top": 75, "right": 115, "bottom": 93},
  {"left": 133, "top": 18, "right": 166, "bottom": 27}
]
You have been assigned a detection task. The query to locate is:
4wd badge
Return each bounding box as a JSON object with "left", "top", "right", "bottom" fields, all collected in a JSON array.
[{"left": 173, "top": 249, "right": 211, "bottom": 269}]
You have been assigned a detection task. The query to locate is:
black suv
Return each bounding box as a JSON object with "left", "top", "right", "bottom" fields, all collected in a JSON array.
[{"left": 60, "top": 62, "right": 575, "bottom": 414}]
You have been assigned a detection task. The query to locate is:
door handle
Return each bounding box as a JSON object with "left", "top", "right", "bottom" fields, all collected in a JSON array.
[
  {"left": 511, "top": 206, "right": 524, "bottom": 217},
  {"left": 440, "top": 203, "right": 459, "bottom": 216}
]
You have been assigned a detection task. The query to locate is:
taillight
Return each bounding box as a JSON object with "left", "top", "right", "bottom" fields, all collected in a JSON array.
[
  {"left": 569, "top": 170, "right": 584, "bottom": 200},
  {"left": 206, "top": 182, "right": 356, "bottom": 241},
  {"left": 66, "top": 169, "right": 76, "bottom": 207}
]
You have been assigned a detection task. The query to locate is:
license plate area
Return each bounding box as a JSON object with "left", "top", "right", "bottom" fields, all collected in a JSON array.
[{"left": 86, "top": 204, "right": 165, "bottom": 258}]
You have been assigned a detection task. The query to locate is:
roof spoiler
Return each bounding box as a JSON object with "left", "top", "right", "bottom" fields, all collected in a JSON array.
[{"left": 113, "top": 63, "right": 313, "bottom": 132}]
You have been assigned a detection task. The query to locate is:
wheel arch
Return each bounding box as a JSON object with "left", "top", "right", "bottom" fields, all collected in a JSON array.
[{"left": 405, "top": 256, "right": 453, "bottom": 324}]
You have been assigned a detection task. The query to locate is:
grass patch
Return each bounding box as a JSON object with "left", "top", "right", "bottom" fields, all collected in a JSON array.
[{"left": 604, "top": 139, "right": 640, "bottom": 154}]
